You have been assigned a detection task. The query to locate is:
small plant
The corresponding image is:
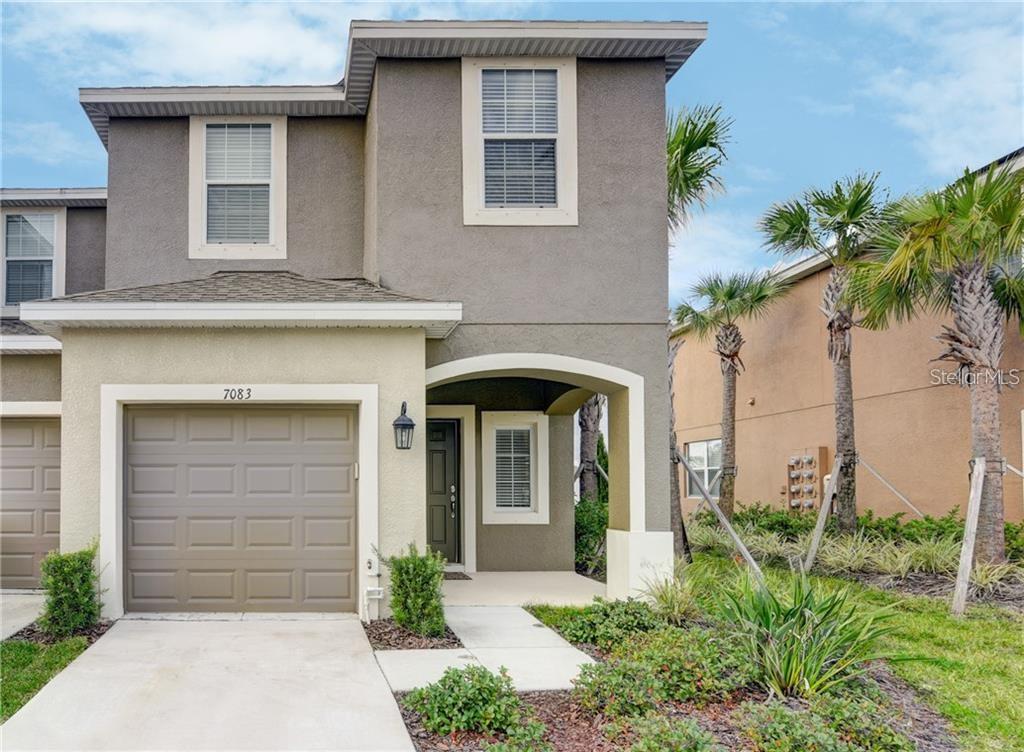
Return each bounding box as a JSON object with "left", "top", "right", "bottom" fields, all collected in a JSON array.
[
  {"left": 573, "top": 659, "right": 661, "bottom": 718},
  {"left": 485, "top": 718, "right": 551, "bottom": 752},
  {"left": 812, "top": 695, "right": 914, "bottom": 751},
  {"left": 740, "top": 700, "right": 852, "bottom": 752},
  {"left": 870, "top": 541, "right": 915, "bottom": 578},
  {"left": 719, "top": 575, "right": 893, "bottom": 697},
  {"left": 38, "top": 543, "right": 101, "bottom": 638},
  {"left": 628, "top": 716, "right": 723, "bottom": 752},
  {"left": 970, "top": 562, "right": 1023, "bottom": 595},
  {"left": 905, "top": 536, "right": 959, "bottom": 575},
  {"left": 614, "top": 627, "right": 753, "bottom": 705},
  {"left": 686, "top": 522, "right": 731, "bottom": 554},
  {"left": 575, "top": 495, "right": 608, "bottom": 577},
  {"left": 744, "top": 530, "right": 796, "bottom": 566},
  {"left": 382, "top": 543, "right": 445, "bottom": 637},
  {"left": 404, "top": 665, "right": 523, "bottom": 736},
  {"left": 814, "top": 533, "right": 876, "bottom": 575},
  {"left": 642, "top": 559, "right": 699, "bottom": 625},
  {"left": 559, "top": 598, "right": 662, "bottom": 651},
  {"left": 733, "top": 502, "right": 818, "bottom": 541}
]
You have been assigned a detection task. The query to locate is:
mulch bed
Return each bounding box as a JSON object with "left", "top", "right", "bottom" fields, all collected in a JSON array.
[
  {"left": 444, "top": 572, "right": 472, "bottom": 581},
  {"left": 849, "top": 571, "right": 1024, "bottom": 612},
  {"left": 867, "top": 663, "right": 960, "bottom": 752},
  {"left": 363, "top": 618, "right": 463, "bottom": 650},
  {"left": 7, "top": 620, "right": 114, "bottom": 646}
]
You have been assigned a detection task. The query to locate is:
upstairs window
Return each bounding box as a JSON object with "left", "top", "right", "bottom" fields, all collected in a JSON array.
[
  {"left": 1, "top": 210, "right": 65, "bottom": 309},
  {"left": 188, "top": 116, "right": 287, "bottom": 259},
  {"left": 462, "top": 58, "right": 578, "bottom": 226}
]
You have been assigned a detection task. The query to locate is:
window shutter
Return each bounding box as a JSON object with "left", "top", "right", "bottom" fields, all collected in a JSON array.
[{"left": 494, "top": 427, "right": 532, "bottom": 509}]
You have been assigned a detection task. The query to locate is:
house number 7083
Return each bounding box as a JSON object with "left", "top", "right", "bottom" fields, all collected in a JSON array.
[{"left": 223, "top": 388, "right": 253, "bottom": 400}]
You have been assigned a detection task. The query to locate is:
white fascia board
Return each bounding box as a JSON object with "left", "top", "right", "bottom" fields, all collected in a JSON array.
[
  {"left": 79, "top": 86, "right": 345, "bottom": 104},
  {"left": 350, "top": 20, "right": 708, "bottom": 40},
  {"left": 19, "top": 301, "right": 462, "bottom": 337},
  {"left": 0, "top": 188, "right": 107, "bottom": 202},
  {"left": 0, "top": 335, "right": 63, "bottom": 353}
]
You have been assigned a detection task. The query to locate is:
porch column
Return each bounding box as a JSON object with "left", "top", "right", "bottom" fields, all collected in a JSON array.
[{"left": 605, "top": 385, "right": 673, "bottom": 599}]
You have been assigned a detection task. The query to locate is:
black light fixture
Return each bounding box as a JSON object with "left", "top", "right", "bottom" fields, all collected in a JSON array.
[{"left": 393, "top": 401, "right": 415, "bottom": 450}]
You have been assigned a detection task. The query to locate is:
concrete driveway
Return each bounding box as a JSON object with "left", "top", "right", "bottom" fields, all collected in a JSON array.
[
  {"left": 2, "top": 617, "right": 414, "bottom": 751},
  {"left": 1, "top": 591, "right": 45, "bottom": 639}
]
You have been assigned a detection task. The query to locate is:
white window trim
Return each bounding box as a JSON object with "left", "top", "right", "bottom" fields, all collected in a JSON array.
[
  {"left": 481, "top": 410, "right": 549, "bottom": 525},
  {"left": 1, "top": 207, "right": 66, "bottom": 316},
  {"left": 684, "top": 438, "right": 721, "bottom": 499},
  {"left": 461, "top": 57, "right": 578, "bottom": 227},
  {"left": 187, "top": 115, "right": 287, "bottom": 260}
]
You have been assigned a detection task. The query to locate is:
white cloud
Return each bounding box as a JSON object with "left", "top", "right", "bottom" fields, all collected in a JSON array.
[
  {"left": 668, "top": 210, "right": 775, "bottom": 307},
  {"left": 851, "top": 3, "right": 1023, "bottom": 176},
  {"left": 795, "top": 96, "right": 854, "bottom": 117},
  {"left": 2, "top": 1, "right": 536, "bottom": 87},
  {"left": 2, "top": 122, "right": 102, "bottom": 166}
]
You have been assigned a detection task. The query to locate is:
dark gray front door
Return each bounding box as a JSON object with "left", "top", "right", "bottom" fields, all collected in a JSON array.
[{"left": 426, "top": 419, "right": 459, "bottom": 563}]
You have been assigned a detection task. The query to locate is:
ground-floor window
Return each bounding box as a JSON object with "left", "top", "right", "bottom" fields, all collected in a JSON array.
[
  {"left": 481, "top": 411, "right": 549, "bottom": 524},
  {"left": 684, "top": 438, "right": 722, "bottom": 499}
]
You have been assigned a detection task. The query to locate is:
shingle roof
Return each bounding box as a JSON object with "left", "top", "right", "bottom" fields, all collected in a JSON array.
[
  {"left": 1, "top": 319, "right": 45, "bottom": 335},
  {"left": 45, "top": 271, "right": 438, "bottom": 304}
]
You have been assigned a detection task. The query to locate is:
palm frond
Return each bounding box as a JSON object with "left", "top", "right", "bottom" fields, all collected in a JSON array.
[
  {"left": 759, "top": 199, "right": 819, "bottom": 257},
  {"left": 667, "top": 104, "right": 733, "bottom": 230},
  {"left": 992, "top": 265, "right": 1024, "bottom": 336},
  {"left": 675, "top": 269, "right": 791, "bottom": 340}
]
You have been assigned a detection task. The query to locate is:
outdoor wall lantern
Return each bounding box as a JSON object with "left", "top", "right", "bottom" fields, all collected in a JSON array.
[{"left": 393, "top": 401, "right": 415, "bottom": 450}]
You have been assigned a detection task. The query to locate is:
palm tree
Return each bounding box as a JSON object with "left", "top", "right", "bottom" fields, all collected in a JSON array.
[
  {"left": 759, "top": 175, "right": 886, "bottom": 533},
  {"left": 850, "top": 166, "right": 1024, "bottom": 563},
  {"left": 666, "top": 105, "right": 732, "bottom": 554},
  {"left": 674, "top": 271, "right": 791, "bottom": 519}
]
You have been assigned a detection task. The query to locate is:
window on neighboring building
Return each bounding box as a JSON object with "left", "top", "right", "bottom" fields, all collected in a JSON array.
[
  {"left": 2, "top": 211, "right": 65, "bottom": 307},
  {"left": 685, "top": 439, "right": 722, "bottom": 499},
  {"left": 188, "top": 116, "right": 287, "bottom": 259},
  {"left": 482, "top": 411, "right": 550, "bottom": 524},
  {"left": 461, "top": 58, "right": 578, "bottom": 226}
]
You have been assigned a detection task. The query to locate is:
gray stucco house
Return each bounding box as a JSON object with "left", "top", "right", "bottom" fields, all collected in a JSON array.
[{"left": 0, "top": 20, "right": 706, "bottom": 620}]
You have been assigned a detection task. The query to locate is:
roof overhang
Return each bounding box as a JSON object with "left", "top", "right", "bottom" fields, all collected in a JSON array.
[
  {"left": 20, "top": 300, "right": 463, "bottom": 339},
  {"left": 0, "top": 334, "right": 63, "bottom": 354},
  {"left": 79, "top": 20, "right": 707, "bottom": 145},
  {"left": 0, "top": 188, "right": 107, "bottom": 208}
]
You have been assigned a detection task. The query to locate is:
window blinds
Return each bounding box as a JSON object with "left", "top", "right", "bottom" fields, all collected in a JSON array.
[
  {"left": 205, "top": 124, "right": 272, "bottom": 243},
  {"left": 495, "top": 427, "right": 532, "bottom": 509},
  {"left": 4, "top": 214, "right": 55, "bottom": 304}
]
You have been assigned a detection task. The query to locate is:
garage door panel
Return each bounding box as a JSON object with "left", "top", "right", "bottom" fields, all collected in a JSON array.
[
  {"left": 1, "top": 418, "right": 61, "bottom": 588},
  {"left": 125, "top": 406, "right": 357, "bottom": 612}
]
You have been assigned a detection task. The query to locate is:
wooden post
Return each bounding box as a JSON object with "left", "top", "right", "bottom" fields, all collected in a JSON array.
[
  {"left": 951, "top": 457, "right": 986, "bottom": 617},
  {"left": 690, "top": 468, "right": 724, "bottom": 516},
  {"left": 858, "top": 456, "right": 925, "bottom": 518},
  {"left": 802, "top": 454, "right": 843, "bottom": 572},
  {"left": 677, "top": 451, "right": 766, "bottom": 587}
]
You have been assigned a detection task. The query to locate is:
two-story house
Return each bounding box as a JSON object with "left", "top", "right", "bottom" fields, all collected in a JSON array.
[{"left": 1, "top": 20, "right": 707, "bottom": 620}]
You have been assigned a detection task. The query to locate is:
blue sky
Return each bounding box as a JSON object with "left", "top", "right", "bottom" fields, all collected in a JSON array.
[{"left": 2, "top": 2, "right": 1021, "bottom": 306}]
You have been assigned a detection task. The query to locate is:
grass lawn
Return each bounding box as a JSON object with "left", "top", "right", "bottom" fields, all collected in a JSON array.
[
  {"left": 0, "top": 637, "right": 87, "bottom": 722},
  {"left": 684, "top": 554, "right": 1024, "bottom": 752}
]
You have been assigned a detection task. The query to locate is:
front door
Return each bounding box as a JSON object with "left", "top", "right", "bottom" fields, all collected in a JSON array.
[{"left": 426, "top": 419, "right": 459, "bottom": 563}]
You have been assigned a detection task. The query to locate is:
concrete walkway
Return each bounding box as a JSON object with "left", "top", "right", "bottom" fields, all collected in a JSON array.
[
  {"left": 2, "top": 619, "right": 414, "bottom": 752},
  {"left": 1, "top": 590, "right": 44, "bottom": 639},
  {"left": 442, "top": 571, "right": 604, "bottom": 607},
  {"left": 375, "top": 606, "right": 594, "bottom": 691}
]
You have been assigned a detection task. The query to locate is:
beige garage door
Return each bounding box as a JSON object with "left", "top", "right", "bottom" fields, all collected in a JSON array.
[
  {"left": 124, "top": 406, "right": 357, "bottom": 612},
  {"left": 1, "top": 418, "right": 61, "bottom": 589}
]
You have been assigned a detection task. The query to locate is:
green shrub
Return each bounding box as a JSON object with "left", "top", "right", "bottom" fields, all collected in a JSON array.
[
  {"left": 719, "top": 575, "right": 893, "bottom": 697},
  {"left": 485, "top": 719, "right": 551, "bottom": 752},
  {"left": 628, "top": 716, "right": 723, "bottom": 752},
  {"left": 733, "top": 502, "right": 819, "bottom": 541},
  {"left": 812, "top": 695, "right": 914, "bottom": 751},
  {"left": 404, "top": 665, "right": 523, "bottom": 736},
  {"left": 575, "top": 495, "right": 608, "bottom": 577},
  {"left": 870, "top": 541, "right": 916, "bottom": 578},
  {"left": 744, "top": 530, "right": 798, "bottom": 566},
  {"left": 904, "top": 536, "right": 959, "bottom": 575},
  {"left": 573, "top": 659, "right": 661, "bottom": 718},
  {"left": 560, "top": 598, "right": 662, "bottom": 651},
  {"left": 642, "top": 559, "right": 699, "bottom": 625},
  {"left": 383, "top": 543, "right": 445, "bottom": 637},
  {"left": 970, "top": 562, "right": 1024, "bottom": 594},
  {"left": 38, "top": 544, "right": 101, "bottom": 638},
  {"left": 686, "top": 522, "right": 731, "bottom": 554},
  {"left": 614, "top": 627, "right": 753, "bottom": 705},
  {"left": 1005, "top": 521, "right": 1024, "bottom": 562},
  {"left": 740, "top": 700, "right": 852, "bottom": 752},
  {"left": 814, "top": 533, "right": 876, "bottom": 575}
]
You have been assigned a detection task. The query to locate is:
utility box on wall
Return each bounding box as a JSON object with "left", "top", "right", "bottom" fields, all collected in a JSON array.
[{"left": 784, "top": 446, "right": 829, "bottom": 510}]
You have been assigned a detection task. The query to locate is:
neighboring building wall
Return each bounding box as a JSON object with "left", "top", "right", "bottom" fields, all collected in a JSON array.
[
  {"left": 673, "top": 267, "right": 1024, "bottom": 522},
  {"left": 104, "top": 117, "right": 365, "bottom": 286},
  {"left": 65, "top": 208, "right": 106, "bottom": 294},
  {"left": 58, "top": 327, "right": 427, "bottom": 565},
  {"left": 0, "top": 355, "right": 62, "bottom": 401},
  {"left": 428, "top": 377, "right": 578, "bottom": 571}
]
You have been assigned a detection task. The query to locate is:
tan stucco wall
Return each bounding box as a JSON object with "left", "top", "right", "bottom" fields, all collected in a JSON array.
[
  {"left": 58, "top": 328, "right": 427, "bottom": 560},
  {"left": 673, "top": 268, "right": 1024, "bottom": 522},
  {"left": 0, "top": 354, "right": 62, "bottom": 401}
]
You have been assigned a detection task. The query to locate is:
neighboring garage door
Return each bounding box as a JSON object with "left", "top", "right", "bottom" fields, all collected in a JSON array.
[
  {"left": 124, "top": 406, "right": 357, "bottom": 612},
  {"left": 0, "top": 418, "right": 60, "bottom": 589}
]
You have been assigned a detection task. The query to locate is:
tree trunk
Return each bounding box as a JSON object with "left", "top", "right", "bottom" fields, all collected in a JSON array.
[
  {"left": 720, "top": 360, "right": 737, "bottom": 519},
  {"left": 578, "top": 395, "right": 602, "bottom": 502},
  {"left": 970, "top": 365, "right": 1006, "bottom": 562},
  {"left": 667, "top": 333, "right": 691, "bottom": 559},
  {"left": 833, "top": 349, "right": 857, "bottom": 533}
]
